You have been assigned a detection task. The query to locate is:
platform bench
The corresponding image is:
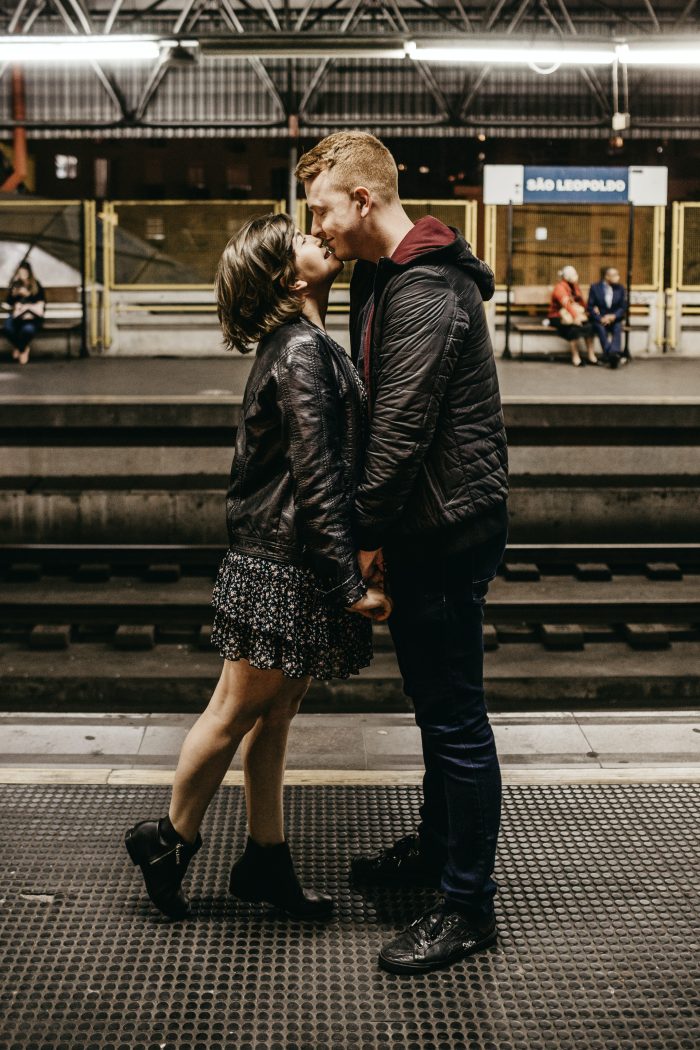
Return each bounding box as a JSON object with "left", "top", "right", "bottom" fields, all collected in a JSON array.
[{"left": 1, "top": 287, "right": 83, "bottom": 359}]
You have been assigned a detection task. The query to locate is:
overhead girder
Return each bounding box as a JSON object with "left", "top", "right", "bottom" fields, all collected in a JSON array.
[{"left": 0, "top": 0, "right": 698, "bottom": 135}]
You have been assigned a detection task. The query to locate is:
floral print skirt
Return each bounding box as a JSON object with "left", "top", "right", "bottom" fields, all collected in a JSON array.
[{"left": 210, "top": 549, "right": 373, "bottom": 681}]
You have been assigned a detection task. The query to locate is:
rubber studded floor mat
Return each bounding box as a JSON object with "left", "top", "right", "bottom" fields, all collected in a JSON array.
[{"left": 1, "top": 782, "right": 698, "bottom": 1050}]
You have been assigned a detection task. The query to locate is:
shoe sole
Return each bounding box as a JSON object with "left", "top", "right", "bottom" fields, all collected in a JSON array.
[
  {"left": 377, "top": 930, "right": 497, "bottom": 975},
  {"left": 229, "top": 885, "right": 333, "bottom": 921},
  {"left": 350, "top": 872, "right": 442, "bottom": 890},
  {"left": 124, "top": 828, "right": 141, "bottom": 866}
]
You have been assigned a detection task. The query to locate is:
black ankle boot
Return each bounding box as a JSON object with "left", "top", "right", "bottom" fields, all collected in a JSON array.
[
  {"left": 125, "top": 817, "right": 202, "bottom": 920},
  {"left": 229, "top": 836, "right": 333, "bottom": 920}
]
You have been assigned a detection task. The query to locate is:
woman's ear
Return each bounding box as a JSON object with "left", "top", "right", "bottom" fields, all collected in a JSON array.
[{"left": 288, "top": 278, "right": 308, "bottom": 294}]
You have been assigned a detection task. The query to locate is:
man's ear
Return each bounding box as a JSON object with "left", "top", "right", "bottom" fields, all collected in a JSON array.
[
  {"left": 288, "top": 278, "right": 308, "bottom": 294},
  {"left": 353, "top": 186, "right": 372, "bottom": 217}
]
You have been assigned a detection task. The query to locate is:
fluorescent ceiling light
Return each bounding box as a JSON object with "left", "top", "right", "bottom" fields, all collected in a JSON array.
[
  {"left": 405, "top": 42, "right": 616, "bottom": 65},
  {"left": 0, "top": 36, "right": 164, "bottom": 62},
  {"left": 616, "top": 42, "right": 700, "bottom": 65}
]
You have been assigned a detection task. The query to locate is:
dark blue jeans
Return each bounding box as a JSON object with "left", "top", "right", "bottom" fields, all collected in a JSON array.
[
  {"left": 3, "top": 316, "right": 41, "bottom": 352},
  {"left": 386, "top": 528, "right": 507, "bottom": 920}
]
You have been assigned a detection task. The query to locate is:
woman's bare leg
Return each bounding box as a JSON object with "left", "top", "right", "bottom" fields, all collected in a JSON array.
[
  {"left": 168, "top": 658, "right": 295, "bottom": 844},
  {"left": 241, "top": 677, "right": 311, "bottom": 845}
]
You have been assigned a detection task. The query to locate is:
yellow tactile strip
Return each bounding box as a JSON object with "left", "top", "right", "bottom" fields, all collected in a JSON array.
[{"left": 0, "top": 766, "right": 698, "bottom": 786}]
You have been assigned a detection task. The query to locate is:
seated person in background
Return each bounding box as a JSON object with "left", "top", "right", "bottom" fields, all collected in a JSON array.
[
  {"left": 2, "top": 260, "right": 45, "bottom": 366},
  {"left": 548, "top": 265, "right": 597, "bottom": 368},
  {"left": 588, "top": 266, "right": 628, "bottom": 369}
]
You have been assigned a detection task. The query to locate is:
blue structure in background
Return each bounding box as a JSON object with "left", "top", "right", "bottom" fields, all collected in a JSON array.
[{"left": 523, "top": 166, "right": 629, "bottom": 205}]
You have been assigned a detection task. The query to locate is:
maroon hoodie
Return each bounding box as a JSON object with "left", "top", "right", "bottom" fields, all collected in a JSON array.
[{"left": 391, "top": 215, "right": 457, "bottom": 264}]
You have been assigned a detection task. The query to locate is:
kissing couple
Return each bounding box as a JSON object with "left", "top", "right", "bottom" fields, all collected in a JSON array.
[{"left": 125, "top": 131, "right": 509, "bottom": 976}]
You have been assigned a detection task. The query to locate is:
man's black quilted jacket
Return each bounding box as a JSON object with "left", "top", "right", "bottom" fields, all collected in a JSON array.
[{"left": 349, "top": 230, "right": 509, "bottom": 559}]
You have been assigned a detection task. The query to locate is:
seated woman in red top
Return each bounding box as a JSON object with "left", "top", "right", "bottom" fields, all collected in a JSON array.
[{"left": 548, "top": 265, "right": 598, "bottom": 367}]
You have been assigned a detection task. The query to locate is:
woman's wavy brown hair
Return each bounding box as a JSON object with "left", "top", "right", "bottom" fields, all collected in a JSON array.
[
  {"left": 10, "top": 259, "right": 39, "bottom": 298},
  {"left": 215, "top": 212, "right": 304, "bottom": 354}
]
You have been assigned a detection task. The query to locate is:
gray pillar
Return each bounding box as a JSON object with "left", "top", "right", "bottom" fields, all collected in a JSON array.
[{"left": 288, "top": 142, "right": 298, "bottom": 220}]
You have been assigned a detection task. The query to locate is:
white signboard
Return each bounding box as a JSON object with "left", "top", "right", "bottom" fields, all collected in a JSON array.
[
  {"left": 483, "top": 165, "right": 524, "bottom": 205},
  {"left": 483, "top": 164, "right": 668, "bottom": 206},
  {"left": 628, "top": 166, "right": 668, "bottom": 206}
]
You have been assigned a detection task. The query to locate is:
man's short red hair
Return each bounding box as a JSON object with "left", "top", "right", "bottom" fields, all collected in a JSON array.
[{"left": 295, "top": 131, "right": 399, "bottom": 204}]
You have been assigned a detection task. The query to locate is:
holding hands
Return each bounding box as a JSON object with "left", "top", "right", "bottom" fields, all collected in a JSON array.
[{"left": 347, "top": 548, "right": 393, "bottom": 622}]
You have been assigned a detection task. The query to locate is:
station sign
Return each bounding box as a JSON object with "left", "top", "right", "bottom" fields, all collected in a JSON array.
[
  {"left": 484, "top": 165, "right": 668, "bottom": 206},
  {"left": 523, "top": 166, "right": 628, "bottom": 203}
]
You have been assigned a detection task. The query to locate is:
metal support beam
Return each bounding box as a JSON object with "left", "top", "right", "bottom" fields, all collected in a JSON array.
[
  {"left": 216, "top": 0, "right": 287, "bottom": 119},
  {"left": 674, "top": 0, "right": 698, "bottom": 26},
  {"left": 641, "top": 0, "right": 660, "bottom": 31},
  {"left": 61, "top": 0, "right": 92, "bottom": 34},
  {"left": 451, "top": 0, "right": 474, "bottom": 33},
  {"left": 7, "top": 0, "right": 33, "bottom": 33},
  {"left": 298, "top": 0, "right": 366, "bottom": 120},
  {"left": 103, "top": 0, "right": 124, "bottom": 34},
  {"left": 133, "top": 0, "right": 202, "bottom": 121},
  {"left": 552, "top": 0, "right": 610, "bottom": 115},
  {"left": 459, "top": 0, "right": 532, "bottom": 119}
]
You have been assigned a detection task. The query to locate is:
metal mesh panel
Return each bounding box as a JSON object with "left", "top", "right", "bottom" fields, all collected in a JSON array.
[
  {"left": 494, "top": 205, "right": 656, "bottom": 289},
  {"left": 403, "top": 201, "right": 474, "bottom": 241},
  {"left": 680, "top": 204, "right": 700, "bottom": 289},
  {"left": 0, "top": 201, "right": 84, "bottom": 289},
  {"left": 110, "top": 201, "right": 281, "bottom": 287}
]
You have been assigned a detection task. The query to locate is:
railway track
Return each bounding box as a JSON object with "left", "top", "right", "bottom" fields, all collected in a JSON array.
[
  {"left": 1, "top": 543, "right": 698, "bottom": 713},
  {"left": 2, "top": 548, "right": 699, "bottom": 631},
  {"left": 2, "top": 544, "right": 699, "bottom": 636}
]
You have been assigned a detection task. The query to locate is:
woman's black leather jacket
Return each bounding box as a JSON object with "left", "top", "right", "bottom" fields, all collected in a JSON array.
[{"left": 225, "top": 315, "right": 368, "bottom": 609}]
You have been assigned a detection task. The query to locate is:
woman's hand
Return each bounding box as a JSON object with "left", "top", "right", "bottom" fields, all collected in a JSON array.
[
  {"left": 347, "top": 587, "right": 393, "bottom": 622},
  {"left": 358, "top": 548, "right": 386, "bottom": 589}
]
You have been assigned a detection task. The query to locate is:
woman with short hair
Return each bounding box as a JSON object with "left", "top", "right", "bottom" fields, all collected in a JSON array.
[
  {"left": 548, "top": 265, "right": 598, "bottom": 367},
  {"left": 125, "top": 213, "right": 391, "bottom": 922},
  {"left": 3, "top": 260, "right": 45, "bottom": 365}
]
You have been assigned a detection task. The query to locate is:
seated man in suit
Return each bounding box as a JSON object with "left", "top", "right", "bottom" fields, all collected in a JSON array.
[{"left": 588, "top": 267, "right": 628, "bottom": 368}]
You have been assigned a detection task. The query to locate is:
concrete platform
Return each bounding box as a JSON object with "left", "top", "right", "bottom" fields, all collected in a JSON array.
[
  {"left": 1, "top": 353, "right": 699, "bottom": 402},
  {"left": 1, "top": 709, "right": 699, "bottom": 773}
]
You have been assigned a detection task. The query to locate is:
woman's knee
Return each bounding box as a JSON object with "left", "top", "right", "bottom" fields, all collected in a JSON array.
[
  {"left": 259, "top": 677, "right": 310, "bottom": 725},
  {"left": 210, "top": 661, "right": 306, "bottom": 730},
  {"left": 208, "top": 668, "right": 265, "bottom": 731}
]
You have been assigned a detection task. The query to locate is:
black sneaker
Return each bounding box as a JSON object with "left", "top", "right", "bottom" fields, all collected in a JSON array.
[
  {"left": 378, "top": 900, "right": 497, "bottom": 974},
  {"left": 350, "top": 833, "right": 444, "bottom": 889}
]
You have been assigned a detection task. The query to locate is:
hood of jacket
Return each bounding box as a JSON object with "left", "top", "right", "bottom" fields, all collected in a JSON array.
[{"left": 373, "top": 215, "right": 495, "bottom": 302}]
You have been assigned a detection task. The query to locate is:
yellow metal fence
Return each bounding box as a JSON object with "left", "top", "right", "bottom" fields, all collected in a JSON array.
[
  {"left": 667, "top": 201, "right": 700, "bottom": 351},
  {"left": 1, "top": 198, "right": 697, "bottom": 352},
  {"left": 483, "top": 203, "right": 664, "bottom": 292},
  {"left": 0, "top": 198, "right": 96, "bottom": 352}
]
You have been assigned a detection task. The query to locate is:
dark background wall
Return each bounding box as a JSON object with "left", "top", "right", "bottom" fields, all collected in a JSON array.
[{"left": 22, "top": 135, "right": 700, "bottom": 202}]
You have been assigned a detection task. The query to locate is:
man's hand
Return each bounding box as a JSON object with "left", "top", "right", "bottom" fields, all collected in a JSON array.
[
  {"left": 347, "top": 587, "right": 393, "bottom": 622},
  {"left": 358, "top": 548, "right": 384, "bottom": 584},
  {"left": 602, "top": 313, "right": 616, "bottom": 325}
]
